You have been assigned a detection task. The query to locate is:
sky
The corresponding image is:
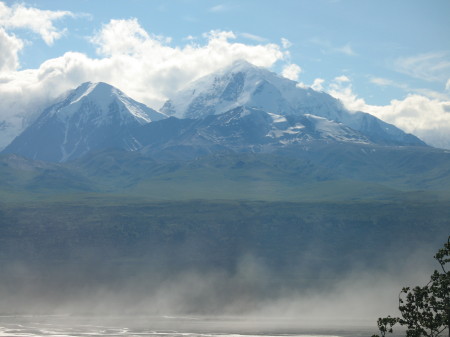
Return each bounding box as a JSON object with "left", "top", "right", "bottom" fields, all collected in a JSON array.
[{"left": 0, "top": 0, "right": 449, "bottom": 149}]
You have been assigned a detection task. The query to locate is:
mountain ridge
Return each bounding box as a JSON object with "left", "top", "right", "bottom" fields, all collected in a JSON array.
[
  {"left": 2, "top": 61, "right": 427, "bottom": 163},
  {"left": 135, "top": 106, "right": 374, "bottom": 159},
  {"left": 2, "top": 141, "right": 450, "bottom": 202}
]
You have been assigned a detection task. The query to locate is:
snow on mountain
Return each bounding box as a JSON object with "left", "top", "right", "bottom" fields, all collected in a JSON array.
[
  {"left": 206, "top": 106, "right": 371, "bottom": 147},
  {"left": 161, "top": 60, "right": 426, "bottom": 147},
  {"left": 52, "top": 82, "right": 165, "bottom": 125},
  {"left": 2, "top": 82, "right": 167, "bottom": 162},
  {"left": 160, "top": 59, "right": 341, "bottom": 119},
  {"left": 137, "top": 106, "right": 372, "bottom": 159},
  {"left": 3, "top": 65, "right": 427, "bottom": 164}
]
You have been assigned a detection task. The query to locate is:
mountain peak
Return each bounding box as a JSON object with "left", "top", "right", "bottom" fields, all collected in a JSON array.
[
  {"left": 54, "top": 81, "right": 166, "bottom": 125},
  {"left": 160, "top": 59, "right": 338, "bottom": 119},
  {"left": 217, "top": 59, "right": 286, "bottom": 86},
  {"left": 68, "top": 81, "right": 116, "bottom": 107},
  {"left": 71, "top": 81, "right": 114, "bottom": 96},
  {"left": 224, "top": 59, "right": 261, "bottom": 72},
  {"left": 160, "top": 63, "right": 426, "bottom": 147},
  {"left": 3, "top": 81, "right": 167, "bottom": 162}
]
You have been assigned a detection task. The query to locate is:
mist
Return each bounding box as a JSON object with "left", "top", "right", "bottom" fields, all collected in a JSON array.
[
  {"left": 0, "top": 244, "right": 438, "bottom": 328},
  {"left": 0, "top": 199, "right": 447, "bottom": 337}
]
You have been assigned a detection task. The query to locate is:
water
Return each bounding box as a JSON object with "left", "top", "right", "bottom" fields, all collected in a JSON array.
[{"left": 0, "top": 315, "right": 385, "bottom": 337}]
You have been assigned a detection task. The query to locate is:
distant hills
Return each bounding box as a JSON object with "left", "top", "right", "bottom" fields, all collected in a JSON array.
[{"left": 2, "top": 143, "right": 450, "bottom": 202}]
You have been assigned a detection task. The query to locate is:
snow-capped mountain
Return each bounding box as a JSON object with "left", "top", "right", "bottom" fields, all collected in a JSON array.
[
  {"left": 160, "top": 60, "right": 341, "bottom": 119},
  {"left": 3, "top": 63, "right": 427, "bottom": 163},
  {"left": 134, "top": 106, "right": 373, "bottom": 159},
  {"left": 3, "top": 82, "right": 167, "bottom": 162},
  {"left": 161, "top": 60, "right": 425, "bottom": 147}
]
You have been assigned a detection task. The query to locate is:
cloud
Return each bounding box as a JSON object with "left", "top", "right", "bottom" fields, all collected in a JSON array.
[
  {"left": 209, "top": 4, "right": 228, "bottom": 13},
  {"left": 239, "top": 32, "right": 266, "bottom": 42},
  {"left": 0, "top": 18, "right": 289, "bottom": 149},
  {"left": 0, "top": 1, "right": 74, "bottom": 74},
  {"left": 328, "top": 76, "right": 450, "bottom": 149},
  {"left": 281, "top": 37, "right": 292, "bottom": 49},
  {"left": 370, "top": 77, "right": 403, "bottom": 88},
  {"left": 82, "top": 24, "right": 285, "bottom": 103},
  {"left": 0, "top": 27, "right": 23, "bottom": 72},
  {"left": 311, "top": 78, "right": 325, "bottom": 92},
  {"left": 0, "top": 2, "right": 73, "bottom": 45},
  {"left": 446, "top": 79, "right": 450, "bottom": 92},
  {"left": 371, "top": 76, "right": 450, "bottom": 101},
  {"left": 334, "top": 43, "right": 356, "bottom": 56},
  {"left": 90, "top": 18, "right": 151, "bottom": 57},
  {"left": 282, "top": 63, "right": 301, "bottom": 81},
  {"left": 310, "top": 37, "right": 357, "bottom": 57},
  {"left": 375, "top": 95, "right": 450, "bottom": 150},
  {"left": 333, "top": 75, "right": 350, "bottom": 83},
  {"left": 328, "top": 76, "right": 366, "bottom": 111},
  {"left": 297, "top": 78, "right": 326, "bottom": 92},
  {"left": 394, "top": 52, "right": 450, "bottom": 83}
]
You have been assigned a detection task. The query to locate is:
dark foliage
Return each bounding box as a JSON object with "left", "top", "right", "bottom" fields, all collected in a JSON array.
[{"left": 373, "top": 236, "right": 450, "bottom": 337}]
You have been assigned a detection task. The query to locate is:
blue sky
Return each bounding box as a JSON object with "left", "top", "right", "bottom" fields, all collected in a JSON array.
[{"left": 0, "top": 0, "right": 450, "bottom": 148}]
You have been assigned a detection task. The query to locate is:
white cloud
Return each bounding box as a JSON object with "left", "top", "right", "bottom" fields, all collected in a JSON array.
[
  {"left": 88, "top": 24, "right": 285, "bottom": 103},
  {"left": 0, "top": 18, "right": 289, "bottom": 149},
  {"left": 412, "top": 88, "right": 450, "bottom": 101},
  {"left": 239, "top": 32, "right": 266, "bottom": 42},
  {"left": 202, "top": 29, "right": 235, "bottom": 41},
  {"left": 394, "top": 52, "right": 450, "bottom": 83},
  {"left": 370, "top": 76, "right": 450, "bottom": 101},
  {"left": 446, "top": 79, "right": 450, "bottom": 92},
  {"left": 370, "top": 77, "right": 397, "bottom": 87},
  {"left": 373, "top": 96, "right": 450, "bottom": 150},
  {"left": 311, "top": 78, "right": 325, "bottom": 91},
  {"left": 209, "top": 4, "right": 227, "bottom": 12},
  {"left": 334, "top": 43, "right": 356, "bottom": 56},
  {"left": 328, "top": 76, "right": 366, "bottom": 112},
  {"left": 327, "top": 76, "right": 450, "bottom": 149},
  {"left": 334, "top": 75, "right": 350, "bottom": 83},
  {"left": 0, "top": 27, "right": 23, "bottom": 72},
  {"left": 0, "top": 2, "right": 73, "bottom": 45},
  {"left": 90, "top": 18, "right": 151, "bottom": 56},
  {"left": 310, "top": 37, "right": 357, "bottom": 57},
  {"left": 297, "top": 78, "right": 325, "bottom": 91},
  {"left": 282, "top": 63, "right": 301, "bottom": 81},
  {"left": 281, "top": 37, "right": 292, "bottom": 49}
]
